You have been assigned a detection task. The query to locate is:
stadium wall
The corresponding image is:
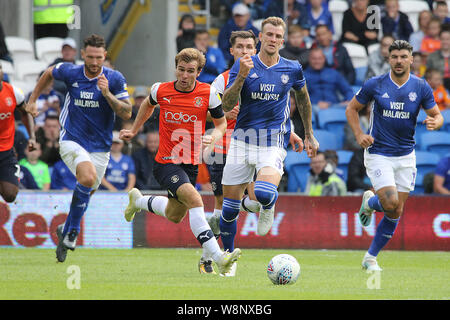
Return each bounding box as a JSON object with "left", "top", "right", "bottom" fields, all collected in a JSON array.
[{"left": 1, "top": 192, "right": 449, "bottom": 251}]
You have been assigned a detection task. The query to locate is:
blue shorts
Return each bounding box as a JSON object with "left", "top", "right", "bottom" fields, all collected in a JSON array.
[
  {"left": 0, "top": 148, "right": 19, "bottom": 186},
  {"left": 153, "top": 161, "right": 198, "bottom": 199}
]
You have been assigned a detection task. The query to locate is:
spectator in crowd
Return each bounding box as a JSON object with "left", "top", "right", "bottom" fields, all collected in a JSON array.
[
  {"left": 279, "top": 24, "right": 309, "bottom": 68},
  {"left": 433, "top": 155, "right": 450, "bottom": 194},
  {"left": 31, "top": 73, "right": 61, "bottom": 129},
  {"left": 381, "top": 0, "right": 413, "bottom": 41},
  {"left": 0, "top": 21, "right": 12, "bottom": 63},
  {"left": 341, "top": 0, "right": 378, "bottom": 50},
  {"left": 344, "top": 104, "right": 370, "bottom": 151},
  {"left": 425, "top": 68, "right": 450, "bottom": 110},
  {"left": 103, "top": 56, "right": 114, "bottom": 69},
  {"left": 324, "top": 149, "right": 345, "bottom": 181},
  {"left": 346, "top": 148, "right": 371, "bottom": 193},
  {"left": 33, "top": 0, "right": 72, "bottom": 39},
  {"left": 242, "top": 0, "right": 266, "bottom": 21},
  {"left": 410, "top": 10, "right": 433, "bottom": 52},
  {"left": 426, "top": 27, "right": 450, "bottom": 90},
  {"left": 289, "top": 90, "right": 306, "bottom": 140},
  {"left": 48, "top": 38, "right": 77, "bottom": 96},
  {"left": 18, "top": 142, "right": 50, "bottom": 191},
  {"left": 177, "top": 14, "right": 196, "bottom": 52},
  {"left": 100, "top": 131, "right": 136, "bottom": 192},
  {"left": 303, "top": 48, "right": 354, "bottom": 115},
  {"left": 195, "top": 30, "right": 227, "bottom": 84},
  {"left": 132, "top": 131, "right": 162, "bottom": 191},
  {"left": 312, "top": 24, "right": 356, "bottom": 85},
  {"left": 264, "top": 0, "right": 310, "bottom": 30},
  {"left": 115, "top": 86, "right": 149, "bottom": 131},
  {"left": 411, "top": 51, "right": 426, "bottom": 77},
  {"left": 218, "top": 3, "right": 260, "bottom": 66},
  {"left": 50, "top": 159, "right": 77, "bottom": 190},
  {"left": 306, "top": 0, "right": 334, "bottom": 38},
  {"left": 35, "top": 114, "right": 61, "bottom": 167},
  {"left": 304, "top": 151, "right": 347, "bottom": 196},
  {"left": 14, "top": 127, "right": 29, "bottom": 161},
  {"left": 120, "top": 119, "right": 144, "bottom": 156},
  {"left": 365, "top": 34, "right": 394, "bottom": 80},
  {"left": 433, "top": 1, "right": 450, "bottom": 26},
  {"left": 420, "top": 17, "right": 442, "bottom": 56}
]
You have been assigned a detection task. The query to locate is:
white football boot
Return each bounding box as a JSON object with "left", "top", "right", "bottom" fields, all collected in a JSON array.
[
  {"left": 257, "top": 206, "right": 274, "bottom": 236},
  {"left": 124, "top": 188, "right": 143, "bottom": 222},
  {"left": 362, "top": 253, "right": 383, "bottom": 271},
  {"left": 215, "top": 248, "right": 242, "bottom": 275},
  {"left": 359, "top": 190, "right": 375, "bottom": 227}
]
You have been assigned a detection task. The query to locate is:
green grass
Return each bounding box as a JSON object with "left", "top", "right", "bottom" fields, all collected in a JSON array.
[{"left": 0, "top": 248, "right": 448, "bottom": 300}]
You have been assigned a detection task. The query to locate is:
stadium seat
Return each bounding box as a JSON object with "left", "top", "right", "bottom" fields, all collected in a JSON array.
[
  {"left": 314, "top": 129, "right": 341, "bottom": 150},
  {"left": 336, "top": 150, "right": 353, "bottom": 181},
  {"left": 15, "top": 60, "right": 47, "bottom": 83},
  {"left": 35, "top": 37, "right": 64, "bottom": 64},
  {"left": 342, "top": 43, "right": 368, "bottom": 68},
  {"left": 355, "top": 66, "right": 367, "bottom": 86},
  {"left": 329, "top": 0, "right": 349, "bottom": 41},
  {"left": 414, "top": 151, "right": 440, "bottom": 194},
  {"left": 441, "top": 109, "right": 450, "bottom": 133},
  {"left": 0, "top": 59, "right": 15, "bottom": 82},
  {"left": 416, "top": 109, "right": 428, "bottom": 137},
  {"left": 5, "top": 36, "right": 35, "bottom": 62},
  {"left": 421, "top": 131, "right": 450, "bottom": 157},
  {"left": 317, "top": 109, "right": 347, "bottom": 149},
  {"left": 10, "top": 80, "right": 35, "bottom": 97},
  {"left": 285, "top": 151, "right": 311, "bottom": 192},
  {"left": 289, "top": 154, "right": 312, "bottom": 192},
  {"left": 398, "top": 1, "right": 430, "bottom": 32}
]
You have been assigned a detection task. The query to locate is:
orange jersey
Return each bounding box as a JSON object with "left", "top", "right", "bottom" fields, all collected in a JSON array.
[
  {"left": 0, "top": 82, "right": 24, "bottom": 151},
  {"left": 433, "top": 85, "right": 450, "bottom": 110},
  {"left": 211, "top": 70, "right": 237, "bottom": 154},
  {"left": 420, "top": 37, "right": 441, "bottom": 54},
  {"left": 151, "top": 81, "right": 222, "bottom": 165}
]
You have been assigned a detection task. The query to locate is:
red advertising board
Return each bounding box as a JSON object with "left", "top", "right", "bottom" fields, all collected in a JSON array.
[{"left": 143, "top": 195, "right": 450, "bottom": 251}]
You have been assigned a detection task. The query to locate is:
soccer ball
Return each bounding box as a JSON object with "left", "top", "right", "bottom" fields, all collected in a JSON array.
[{"left": 267, "top": 254, "right": 300, "bottom": 285}]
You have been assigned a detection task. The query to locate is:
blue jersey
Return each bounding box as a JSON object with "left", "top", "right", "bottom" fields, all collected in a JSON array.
[
  {"left": 102, "top": 154, "right": 135, "bottom": 190},
  {"left": 355, "top": 72, "right": 436, "bottom": 157},
  {"left": 227, "top": 55, "right": 306, "bottom": 148},
  {"left": 50, "top": 160, "right": 77, "bottom": 190},
  {"left": 53, "top": 63, "right": 129, "bottom": 152}
]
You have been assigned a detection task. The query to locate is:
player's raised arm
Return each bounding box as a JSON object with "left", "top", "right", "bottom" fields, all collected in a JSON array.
[
  {"left": 293, "top": 84, "right": 319, "bottom": 157},
  {"left": 423, "top": 105, "right": 444, "bottom": 131},
  {"left": 222, "top": 54, "right": 253, "bottom": 112},
  {"left": 119, "top": 96, "right": 155, "bottom": 141},
  {"left": 97, "top": 74, "right": 132, "bottom": 120},
  {"left": 26, "top": 66, "right": 55, "bottom": 117},
  {"left": 345, "top": 96, "right": 374, "bottom": 149}
]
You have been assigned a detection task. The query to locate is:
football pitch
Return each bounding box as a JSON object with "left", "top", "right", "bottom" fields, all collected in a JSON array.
[{"left": 0, "top": 248, "right": 448, "bottom": 300}]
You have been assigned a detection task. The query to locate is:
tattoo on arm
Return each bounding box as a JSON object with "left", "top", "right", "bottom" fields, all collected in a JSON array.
[
  {"left": 294, "top": 85, "right": 313, "bottom": 135},
  {"left": 222, "top": 74, "right": 246, "bottom": 112},
  {"left": 105, "top": 94, "right": 132, "bottom": 119}
]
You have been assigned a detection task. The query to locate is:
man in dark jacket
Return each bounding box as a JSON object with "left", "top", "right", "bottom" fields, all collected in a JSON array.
[
  {"left": 132, "top": 131, "right": 162, "bottom": 191},
  {"left": 381, "top": 0, "right": 413, "bottom": 41},
  {"left": 280, "top": 24, "right": 309, "bottom": 68},
  {"left": 312, "top": 24, "right": 355, "bottom": 85}
]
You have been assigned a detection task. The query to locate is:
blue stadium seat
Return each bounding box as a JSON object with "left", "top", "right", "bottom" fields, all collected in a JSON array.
[
  {"left": 314, "top": 129, "right": 342, "bottom": 150},
  {"left": 413, "top": 151, "right": 440, "bottom": 194},
  {"left": 285, "top": 151, "right": 311, "bottom": 192},
  {"left": 416, "top": 109, "right": 428, "bottom": 137},
  {"left": 354, "top": 66, "right": 367, "bottom": 86},
  {"left": 290, "top": 162, "right": 311, "bottom": 192},
  {"left": 317, "top": 109, "right": 347, "bottom": 149},
  {"left": 336, "top": 150, "right": 353, "bottom": 180},
  {"left": 421, "top": 131, "right": 450, "bottom": 158}
]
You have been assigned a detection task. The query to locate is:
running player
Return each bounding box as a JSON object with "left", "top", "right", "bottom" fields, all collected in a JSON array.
[
  {"left": 0, "top": 62, "right": 36, "bottom": 203},
  {"left": 218, "top": 16, "right": 318, "bottom": 272},
  {"left": 121, "top": 48, "right": 241, "bottom": 276},
  {"left": 199, "top": 30, "right": 305, "bottom": 275},
  {"left": 346, "top": 40, "right": 444, "bottom": 271},
  {"left": 27, "top": 34, "right": 132, "bottom": 262}
]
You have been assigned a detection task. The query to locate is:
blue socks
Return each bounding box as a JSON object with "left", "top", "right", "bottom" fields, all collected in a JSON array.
[
  {"left": 254, "top": 181, "right": 278, "bottom": 210},
  {"left": 219, "top": 198, "right": 241, "bottom": 252},
  {"left": 63, "top": 183, "right": 92, "bottom": 236},
  {"left": 368, "top": 215, "right": 399, "bottom": 257},
  {"left": 368, "top": 195, "right": 384, "bottom": 212}
]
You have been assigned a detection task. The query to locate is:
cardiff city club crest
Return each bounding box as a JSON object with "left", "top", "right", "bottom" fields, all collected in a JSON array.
[
  {"left": 408, "top": 91, "right": 417, "bottom": 102},
  {"left": 281, "top": 74, "right": 289, "bottom": 84},
  {"left": 193, "top": 97, "right": 203, "bottom": 107}
]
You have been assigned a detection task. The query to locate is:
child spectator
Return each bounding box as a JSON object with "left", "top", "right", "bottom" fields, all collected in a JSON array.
[
  {"left": 18, "top": 142, "right": 50, "bottom": 190},
  {"left": 306, "top": 0, "right": 334, "bottom": 38},
  {"left": 411, "top": 51, "right": 426, "bottom": 77},
  {"left": 421, "top": 17, "right": 442, "bottom": 56},
  {"left": 425, "top": 69, "right": 450, "bottom": 110}
]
